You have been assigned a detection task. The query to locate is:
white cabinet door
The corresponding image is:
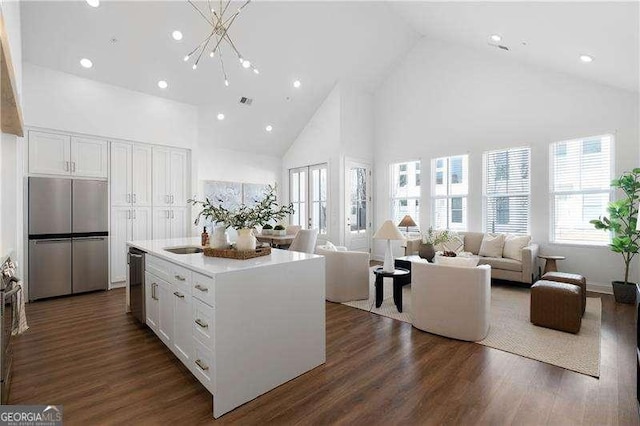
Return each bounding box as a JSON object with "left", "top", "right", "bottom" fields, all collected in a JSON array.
[
  {"left": 152, "top": 208, "right": 171, "bottom": 240},
  {"left": 153, "top": 147, "right": 171, "bottom": 207},
  {"left": 157, "top": 279, "right": 174, "bottom": 345},
  {"left": 132, "top": 144, "right": 153, "bottom": 206},
  {"left": 110, "top": 142, "right": 132, "bottom": 206},
  {"left": 172, "top": 291, "right": 192, "bottom": 363},
  {"left": 71, "top": 137, "right": 108, "bottom": 178},
  {"left": 144, "top": 273, "right": 160, "bottom": 332},
  {"left": 170, "top": 149, "right": 188, "bottom": 206},
  {"left": 132, "top": 207, "right": 152, "bottom": 241},
  {"left": 110, "top": 207, "right": 132, "bottom": 283},
  {"left": 170, "top": 207, "right": 188, "bottom": 239},
  {"left": 28, "top": 131, "right": 71, "bottom": 176}
]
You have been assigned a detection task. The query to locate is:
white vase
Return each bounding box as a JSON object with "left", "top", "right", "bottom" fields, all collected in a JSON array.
[
  {"left": 236, "top": 228, "right": 257, "bottom": 251},
  {"left": 210, "top": 225, "right": 230, "bottom": 249}
]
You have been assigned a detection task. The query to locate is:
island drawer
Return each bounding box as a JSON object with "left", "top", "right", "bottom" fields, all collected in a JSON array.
[
  {"left": 192, "top": 272, "right": 215, "bottom": 306},
  {"left": 146, "top": 255, "right": 191, "bottom": 294},
  {"left": 192, "top": 339, "right": 214, "bottom": 393},
  {"left": 192, "top": 298, "right": 214, "bottom": 349}
]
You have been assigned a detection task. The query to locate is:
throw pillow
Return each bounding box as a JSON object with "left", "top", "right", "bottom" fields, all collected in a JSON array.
[
  {"left": 478, "top": 233, "right": 506, "bottom": 258},
  {"left": 443, "top": 234, "right": 465, "bottom": 254},
  {"left": 323, "top": 241, "right": 337, "bottom": 251},
  {"left": 502, "top": 234, "right": 531, "bottom": 262}
]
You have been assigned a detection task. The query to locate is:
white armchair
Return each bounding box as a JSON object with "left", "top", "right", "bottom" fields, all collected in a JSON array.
[
  {"left": 316, "top": 245, "right": 369, "bottom": 303},
  {"left": 411, "top": 262, "right": 491, "bottom": 342}
]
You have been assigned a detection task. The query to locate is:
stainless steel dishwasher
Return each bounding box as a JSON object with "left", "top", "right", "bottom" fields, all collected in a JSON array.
[{"left": 128, "top": 248, "right": 145, "bottom": 323}]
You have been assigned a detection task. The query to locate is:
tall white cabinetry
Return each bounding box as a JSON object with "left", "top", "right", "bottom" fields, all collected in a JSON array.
[
  {"left": 110, "top": 142, "right": 154, "bottom": 283},
  {"left": 29, "top": 131, "right": 108, "bottom": 178},
  {"left": 152, "top": 147, "right": 188, "bottom": 241}
]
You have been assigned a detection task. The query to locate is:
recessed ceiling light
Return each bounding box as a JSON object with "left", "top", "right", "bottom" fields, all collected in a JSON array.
[
  {"left": 580, "top": 54, "right": 594, "bottom": 63},
  {"left": 293, "top": 80, "right": 301, "bottom": 88},
  {"left": 253, "top": 68, "right": 259, "bottom": 75},
  {"left": 242, "top": 60, "right": 251, "bottom": 69},
  {"left": 172, "top": 30, "right": 183, "bottom": 41},
  {"left": 80, "top": 58, "right": 93, "bottom": 68},
  {"left": 209, "top": 51, "right": 215, "bottom": 58},
  {"left": 86, "top": 0, "right": 100, "bottom": 7},
  {"left": 192, "top": 64, "right": 197, "bottom": 70},
  {"left": 157, "top": 80, "right": 168, "bottom": 89},
  {"left": 217, "top": 113, "right": 225, "bottom": 120},
  {"left": 490, "top": 34, "right": 502, "bottom": 42},
  {"left": 183, "top": 55, "right": 190, "bottom": 62},
  {"left": 224, "top": 79, "right": 229, "bottom": 87},
  {"left": 265, "top": 125, "right": 273, "bottom": 132}
]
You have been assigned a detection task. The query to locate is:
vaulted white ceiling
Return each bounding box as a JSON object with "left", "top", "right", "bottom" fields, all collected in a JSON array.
[
  {"left": 389, "top": 1, "right": 639, "bottom": 94},
  {"left": 21, "top": 1, "right": 419, "bottom": 155}
]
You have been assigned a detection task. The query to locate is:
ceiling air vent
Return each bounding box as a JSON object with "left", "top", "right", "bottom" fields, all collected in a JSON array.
[{"left": 239, "top": 97, "right": 253, "bottom": 106}]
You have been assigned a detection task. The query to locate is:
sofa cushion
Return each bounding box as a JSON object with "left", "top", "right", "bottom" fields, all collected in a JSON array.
[
  {"left": 478, "top": 256, "right": 523, "bottom": 272},
  {"left": 479, "top": 233, "right": 506, "bottom": 258},
  {"left": 435, "top": 232, "right": 465, "bottom": 254},
  {"left": 503, "top": 234, "right": 531, "bottom": 261},
  {"left": 323, "top": 241, "right": 338, "bottom": 251},
  {"left": 461, "top": 232, "right": 484, "bottom": 255}
]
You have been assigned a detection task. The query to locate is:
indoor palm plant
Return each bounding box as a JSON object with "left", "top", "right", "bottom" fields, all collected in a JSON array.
[{"left": 590, "top": 168, "right": 640, "bottom": 303}]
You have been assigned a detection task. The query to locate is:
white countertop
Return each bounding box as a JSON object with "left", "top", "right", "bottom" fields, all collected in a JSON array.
[{"left": 127, "top": 237, "right": 322, "bottom": 277}]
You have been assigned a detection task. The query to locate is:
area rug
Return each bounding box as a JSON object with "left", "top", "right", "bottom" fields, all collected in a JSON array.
[{"left": 341, "top": 270, "right": 602, "bottom": 377}]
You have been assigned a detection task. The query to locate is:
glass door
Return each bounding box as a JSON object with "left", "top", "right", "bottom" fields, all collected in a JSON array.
[
  {"left": 345, "top": 160, "right": 371, "bottom": 251},
  {"left": 289, "top": 164, "right": 328, "bottom": 235}
]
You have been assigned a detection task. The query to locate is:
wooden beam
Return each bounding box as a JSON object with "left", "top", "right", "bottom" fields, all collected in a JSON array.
[{"left": 0, "top": 8, "right": 24, "bottom": 137}]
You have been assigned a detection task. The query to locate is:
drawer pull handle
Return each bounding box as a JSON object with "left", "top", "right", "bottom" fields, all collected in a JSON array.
[
  {"left": 173, "top": 291, "right": 185, "bottom": 299},
  {"left": 194, "top": 284, "right": 208, "bottom": 292},
  {"left": 175, "top": 275, "right": 186, "bottom": 281},
  {"left": 195, "top": 318, "right": 208, "bottom": 329},
  {"left": 195, "top": 359, "right": 209, "bottom": 371}
]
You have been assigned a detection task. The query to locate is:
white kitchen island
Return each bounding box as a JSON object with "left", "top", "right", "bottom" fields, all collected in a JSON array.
[{"left": 126, "top": 237, "right": 326, "bottom": 418}]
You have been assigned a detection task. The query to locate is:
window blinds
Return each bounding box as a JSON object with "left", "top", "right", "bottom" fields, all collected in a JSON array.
[
  {"left": 550, "top": 135, "right": 612, "bottom": 244},
  {"left": 483, "top": 147, "right": 531, "bottom": 234}
]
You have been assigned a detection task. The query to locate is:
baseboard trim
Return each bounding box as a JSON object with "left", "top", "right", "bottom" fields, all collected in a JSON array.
[
  {"left": 372, "top": 255, "right": 384, "bottom": 262},
  {"left": 586, "top": 282, "right": 613, "bottom": 295},
  {"left": 109, "top": 281, "right": 126, "bottom": 290}
]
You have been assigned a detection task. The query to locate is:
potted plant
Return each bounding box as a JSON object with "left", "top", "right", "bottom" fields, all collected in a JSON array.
[
  {"left": 590, "top": 168, "right": 640, "bottom": 304},
  {"left": 189, "top": 185, "right": 294, "bottom": 251},
  {"left": 262, "top": 224, "right": 273, "bottom": 235},
  {"left": 419, "top": 227, "right": 451, "bottom": 262},
  {"left": 273, "top": 224, "right": 286, "bottom": 237}
]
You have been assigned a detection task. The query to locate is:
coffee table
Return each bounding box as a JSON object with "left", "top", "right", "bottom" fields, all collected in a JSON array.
[{"left": 373, "top": 267, "right": 411, "bottom": 312}]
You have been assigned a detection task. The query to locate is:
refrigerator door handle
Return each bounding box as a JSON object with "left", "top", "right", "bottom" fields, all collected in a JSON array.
[
  {"left": 127, "top": 210, "right": 130, "bottom": 220},
  {"left": 34, "top": 239, "right": 71, "bottom": 244},
  {"left": 132, "top": 194, "right": 136, "bottom": 204},
  {"left": 71, "top": 162, "right": 76, "bottom": 173},
  {"left": 65, "top": 161, "right": 69, "bottom": 172},
  {"left": 171, "top": 210, "right": 174, "bottom": 219},
  {"left": 132, "top": 210, "right": 136, "bottom": 220},
  {"left": 165, "top": 195, "right": 170, "bottom": 204},
  {"left": 126, "top": 193, "right": 131, "bottom": 204},
  {"left": 74, "top": 237, "right": 106, "bottom": 241}
]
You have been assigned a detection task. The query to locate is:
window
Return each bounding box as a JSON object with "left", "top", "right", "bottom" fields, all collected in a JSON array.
[
  {"left": 289, "top": 164, "right": 328, "bottom": 234},
  {"left": 390, "top": 161, "right": 420, "bottom": 228},
  {"left": 550, "top": 135, "right": 613, "bottom": 244},
  {"left": 431, "top": 155, "right": 468, "bottom": 231},
  {"left": 483, "top": 147, "right": 530, "bottom": 234}
]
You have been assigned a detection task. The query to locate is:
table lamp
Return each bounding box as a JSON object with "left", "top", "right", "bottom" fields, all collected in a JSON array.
[
  {"left": 374, "top": 220, "right": 405, "bottom": 273},
  {"left": 398, "top": 215, "right": 417, "bottom": 233}
]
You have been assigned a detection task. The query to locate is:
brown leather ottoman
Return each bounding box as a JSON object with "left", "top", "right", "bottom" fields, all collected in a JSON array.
[
  {"left": 530, "top": 280, "right": 582, "bottom": 333},
  {"left": 542, "top": 272, "right": 586, "bottom": 316}
]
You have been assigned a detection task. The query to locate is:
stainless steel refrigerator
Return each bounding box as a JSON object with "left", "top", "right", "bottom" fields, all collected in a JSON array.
[{"left": 28, "top": 177, "right": 108, "bottom": 301}]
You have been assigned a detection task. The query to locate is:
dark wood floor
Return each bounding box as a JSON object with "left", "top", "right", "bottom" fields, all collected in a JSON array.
[{"left": 9, "top": 287, "right": 639, "bottom": 425}]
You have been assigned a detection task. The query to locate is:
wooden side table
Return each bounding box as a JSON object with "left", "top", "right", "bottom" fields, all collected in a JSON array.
[
  {"left": 538, "top": 255, "right": 566, "bottom": 274},
  {"left": 373, "top": 267, "right": 411, "bottom": 312}
]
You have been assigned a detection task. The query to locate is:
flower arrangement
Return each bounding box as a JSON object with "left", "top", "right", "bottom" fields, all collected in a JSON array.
[
  {"left": 421, "top": 227, "right": 451, "bottom": 246},
  {"left": 188, "top": 185, "right": 294, "bottom": 230}
]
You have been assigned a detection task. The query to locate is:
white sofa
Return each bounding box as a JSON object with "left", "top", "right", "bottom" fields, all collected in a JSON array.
[
  {"left": 412, "top": 261, "right": 491, "bottom": 341},
  {"left": 405, "top": 231, "right": 539, "bottom": 284},
  {"left": 316, "top": 245, "right": 369, "bottom": 303}
]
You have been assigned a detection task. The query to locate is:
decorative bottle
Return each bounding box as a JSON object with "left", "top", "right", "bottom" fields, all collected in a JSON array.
[{"left": 201, "top": 226, "right": 210, "bottom": 247}]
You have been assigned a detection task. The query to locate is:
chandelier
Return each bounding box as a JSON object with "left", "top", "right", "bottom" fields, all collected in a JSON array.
[{"left": 183, "top": 0, "right": 257, "bottom": 87}]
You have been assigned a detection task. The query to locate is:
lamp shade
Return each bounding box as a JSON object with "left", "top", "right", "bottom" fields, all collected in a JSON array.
[
  {"left": 398, "top": 215, "right": 417, "bottom": 229},
  {"left": 373, "top": 220, "right": 405, "bottom": 241}
]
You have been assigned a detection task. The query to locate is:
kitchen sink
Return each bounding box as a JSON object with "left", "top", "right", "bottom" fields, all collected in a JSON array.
[{"left": 164, "top": 246, "right": 204, "bottom": 255}]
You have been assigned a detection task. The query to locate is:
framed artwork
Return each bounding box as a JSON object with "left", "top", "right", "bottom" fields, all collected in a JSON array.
[
  {"left": 202, "top": 181, "right": 242, "bottom": 211},
  {"left": 242, "top": 183, "right": 270, "bottom": 207}
]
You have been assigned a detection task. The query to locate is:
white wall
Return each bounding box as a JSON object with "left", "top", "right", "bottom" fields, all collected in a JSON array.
[
  {"left": 373, "top": 38, "right": 640, "bottom": 290},
  {"left": 22, "top": 63, "right": 198, "bottom": 149},
  {"left": 0, "top": 0, "right": 23, "bottom": 262},
  {"left": 282, "top": 83, "right": 374, "bottom": 247}
]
